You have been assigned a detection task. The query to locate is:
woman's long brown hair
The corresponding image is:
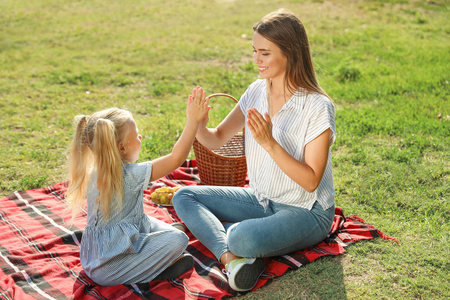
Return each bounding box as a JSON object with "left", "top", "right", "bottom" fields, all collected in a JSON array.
[{"left": 253, "top": 9, "right": 330, "bottom": 99}]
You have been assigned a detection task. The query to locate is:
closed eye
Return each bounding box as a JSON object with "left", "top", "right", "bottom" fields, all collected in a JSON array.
[{"left": 253, "top": 50, "right": 270, "bottom": 56}]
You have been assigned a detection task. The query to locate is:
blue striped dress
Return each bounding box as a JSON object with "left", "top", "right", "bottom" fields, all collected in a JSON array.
[{"left": 80, "top": 161, "right": 188, "bottom": 286}]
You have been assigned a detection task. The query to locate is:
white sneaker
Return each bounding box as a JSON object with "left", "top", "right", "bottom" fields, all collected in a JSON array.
[{"left": 224, "top": 258, "right": 265, "bottom": 292}]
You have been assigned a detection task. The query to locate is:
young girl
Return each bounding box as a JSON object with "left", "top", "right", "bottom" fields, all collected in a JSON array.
[
  {"left": 173, "top": 9, "right": 336, "bottom": 292},
  {"left": 66, "top": 87, "right": 209, "bottom": 286}
]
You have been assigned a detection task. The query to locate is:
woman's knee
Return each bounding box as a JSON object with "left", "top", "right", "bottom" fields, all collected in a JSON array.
[
  {"left": 172, "top": 186, "right": 196, "bottom": 209},
  {"left": 226, "top": 215, "right": 326, "bottom": 258}
]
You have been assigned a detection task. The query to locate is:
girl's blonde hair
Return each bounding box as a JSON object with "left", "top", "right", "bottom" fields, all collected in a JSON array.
[
  {"left": 66, "top": 107, "right": 133, "bottom": 220},
  {"left": 253, "top": 9, "right": 330, "bottom": 99}
]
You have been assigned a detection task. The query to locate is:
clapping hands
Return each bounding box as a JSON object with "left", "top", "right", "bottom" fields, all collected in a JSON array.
[{"left": 247, "top": 108, "right": 274, "bottom": 150}]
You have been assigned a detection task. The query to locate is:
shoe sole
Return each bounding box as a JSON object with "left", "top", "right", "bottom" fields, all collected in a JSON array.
[
  {"left": 229, "top": 258, "right": 265, "bottom": 292},
  {"left": 153, "top": 254, "right": 194, "bottom": 281},
  {"left": 171, "top": 222, "right": 186, "bottom": 232}
]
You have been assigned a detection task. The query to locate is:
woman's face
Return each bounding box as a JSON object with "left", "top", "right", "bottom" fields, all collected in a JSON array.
[{"left": 253, "top": 31, "right": 287, "bottom": 82}]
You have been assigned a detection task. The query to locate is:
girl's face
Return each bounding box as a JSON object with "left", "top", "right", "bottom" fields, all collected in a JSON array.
[
  {"left": 252, "top": 31, "right": 287, "bottom": 82},
  {"left": 120, "top": 119, "right": 142, "bottom": 163}
]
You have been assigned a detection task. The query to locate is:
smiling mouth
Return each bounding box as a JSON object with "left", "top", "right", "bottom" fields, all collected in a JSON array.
[{"left": 258, "top": 66, "right": 268, "bottom": 72}]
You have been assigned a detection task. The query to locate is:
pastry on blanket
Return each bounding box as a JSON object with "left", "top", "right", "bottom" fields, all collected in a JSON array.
[{"left": 150, "top": 185, "right": 182, "bottom": 205}]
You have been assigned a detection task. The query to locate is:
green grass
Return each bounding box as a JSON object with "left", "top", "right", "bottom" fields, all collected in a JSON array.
[{"left": 1, "top": 0, "right": 449, "bottom": 299}]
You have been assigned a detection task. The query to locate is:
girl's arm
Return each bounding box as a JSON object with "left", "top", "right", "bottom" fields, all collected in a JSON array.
[
  {"left": 195, "top": 102, "right": 245, "bottom": 150},
  {"left": 246, "top": 108, "right": 331, "bottom": 193},
  {"left": 150, "top": 87, "right": 209, "bottom": 182}
]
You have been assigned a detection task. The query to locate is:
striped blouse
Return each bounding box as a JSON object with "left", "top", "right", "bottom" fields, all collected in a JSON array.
[{"left": 239, "top": 79, "right": 336, "bottom": 211}]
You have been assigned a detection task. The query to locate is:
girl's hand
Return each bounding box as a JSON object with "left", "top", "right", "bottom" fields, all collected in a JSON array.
[
  {"left": 246, "top": 108, "right": 274, "bottom": 150},
  {"left": 186, "top": 86, "right": 210, "bottom": 123}
]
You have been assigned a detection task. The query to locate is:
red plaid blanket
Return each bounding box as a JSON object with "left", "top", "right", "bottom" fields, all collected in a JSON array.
[{"left": 0, "top": 160, "right": 397, "bottom": 299}]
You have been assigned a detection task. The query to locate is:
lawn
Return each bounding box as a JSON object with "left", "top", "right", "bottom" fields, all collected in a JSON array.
[{"left": 0, "top": 0, "right": 449, "bottom": 299}]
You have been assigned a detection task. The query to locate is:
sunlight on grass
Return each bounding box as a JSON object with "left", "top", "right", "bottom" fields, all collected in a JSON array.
[{"left": 0, "top": 0, "right": 449, "bottom": 298}]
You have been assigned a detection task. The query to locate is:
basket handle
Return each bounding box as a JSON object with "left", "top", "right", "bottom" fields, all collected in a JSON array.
[
  {"left": 205, "top": 93, "right": 244, "bottom": 133},
  {"left": 207, "top": 93, "right": 238, "bottom": 104}
]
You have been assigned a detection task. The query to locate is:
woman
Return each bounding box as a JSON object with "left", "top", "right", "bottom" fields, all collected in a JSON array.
[{"left": 172, "top": 9, "right": 336, "bottom": 292}]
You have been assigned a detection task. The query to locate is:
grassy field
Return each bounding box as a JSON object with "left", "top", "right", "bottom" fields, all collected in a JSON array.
[{"left": 1, "top": 0, "right": 449, "bottom": 299}]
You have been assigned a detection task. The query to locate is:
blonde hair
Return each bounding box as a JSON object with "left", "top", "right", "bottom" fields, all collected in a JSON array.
[
  {"left": 253, "top": 9, "right": 330, "bottom": 99},
  {"left": 66, "top": 108, "right": 133, "bottom": 220}
]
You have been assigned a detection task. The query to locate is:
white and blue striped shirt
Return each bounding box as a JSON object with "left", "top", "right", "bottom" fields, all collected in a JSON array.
[{"left": 239, "top": 79, "right": 336, "bottom": 211}]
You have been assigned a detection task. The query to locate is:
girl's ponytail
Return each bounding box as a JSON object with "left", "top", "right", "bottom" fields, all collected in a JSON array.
[
  {"left": 92, "top": 118, "right": 124, "bottom": 219},
  {"left": 66, "top": 115, "right": 92, "bottom": 219},
  {"left": 66, "top": 108, "right": 132, "bottom": 220}
]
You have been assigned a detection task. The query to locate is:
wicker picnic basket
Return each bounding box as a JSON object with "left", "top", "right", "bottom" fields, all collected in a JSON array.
[{"left": 193, "top": 93, "right": 247, "bottom": 186}]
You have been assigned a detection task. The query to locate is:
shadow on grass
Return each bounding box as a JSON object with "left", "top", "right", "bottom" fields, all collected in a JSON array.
[{"left": 237, "top": 255, "right": 347, "bottom": 299}]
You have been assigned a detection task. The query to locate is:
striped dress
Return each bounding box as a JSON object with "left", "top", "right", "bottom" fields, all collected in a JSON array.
[
  {"left": 239, "top": 79, "right": 336, "bottom": 211},
  {"left": 80, "top": 161, "right": 188, "bottom": 286}
]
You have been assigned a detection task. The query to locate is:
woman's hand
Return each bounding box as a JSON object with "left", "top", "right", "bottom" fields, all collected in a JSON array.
[
  {"left": 246, "top": 108, "right": 275, "bottom": 150},
  {"left": 186, "top": 86, "right": 210, "bottom": 124},
  {"left": 198, "top": 104, "right": 210, "bottom": 130}
]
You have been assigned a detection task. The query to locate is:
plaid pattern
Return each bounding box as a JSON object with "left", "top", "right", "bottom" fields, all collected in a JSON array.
[{"left": 0, "top": 160, "right": 397, "bottom": 300}]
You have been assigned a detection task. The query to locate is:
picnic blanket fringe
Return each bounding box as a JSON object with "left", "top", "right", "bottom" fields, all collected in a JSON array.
[
  {"left": 0, "top": 159, "right": 397, "bottom": 300},
  {"left": 345, "top": 214, "right": 399, "bottom": 243}
]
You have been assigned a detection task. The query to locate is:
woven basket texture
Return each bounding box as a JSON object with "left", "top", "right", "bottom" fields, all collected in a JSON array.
[{"left": 193, "top": 94, "right": 247, "bottom": 186}]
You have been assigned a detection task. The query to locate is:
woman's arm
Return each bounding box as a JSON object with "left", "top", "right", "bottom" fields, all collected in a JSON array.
[
  {"left": 195, "top": 102, "right": 245, "bottom": 150},
  {"left": 246, "top": 108, "right": 331, "bottom": 193},
  {"left": 150, "top": 87, "right": 209, "bottom": 182}
]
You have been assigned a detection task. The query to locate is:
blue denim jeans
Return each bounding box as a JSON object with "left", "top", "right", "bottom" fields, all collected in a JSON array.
[{"left": 172, "top": 185, "right": 335, "bottom": 262}]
